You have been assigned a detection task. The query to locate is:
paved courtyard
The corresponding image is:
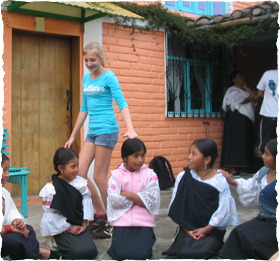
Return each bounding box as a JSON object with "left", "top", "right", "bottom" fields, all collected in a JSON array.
[{"left": 24, "top": 175, "right": 259, "bottom": 260}]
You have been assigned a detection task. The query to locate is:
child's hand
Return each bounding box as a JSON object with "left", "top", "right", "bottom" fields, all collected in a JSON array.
[
  {"left": 120, "top": 191, "right": 145, "bottom": 207},
  {"left": 219, "top": 169, "right": 231, "bottom": 179},
  {"left": 218, "top": 169, "right": 237, "bottom": 187},
  {"left": 189, "top": 228, "right": 206, "bottom": 240},
  {"left": 120, "top": 191, "right": 131, "bottom": 199},
  {"left": 11, "top": 218, "right": 26, "bottom": 231},
  {"left": 76, "top": 221, "right": 88, "bottom": 235},
  {"left": 77, "top": 226, "right": 86, "bottom": 235},
  {"left": 183, "top": 228, "right": 204, "bottom": 240},
  {"left": 189, "top": 225, "right": 214, "bottom": 240},
  {"left": 12, "top": 226, "right": 30, "bottom": 238},
  {"left": 68, "top": 225, "right": 81, "bottom": 235}
]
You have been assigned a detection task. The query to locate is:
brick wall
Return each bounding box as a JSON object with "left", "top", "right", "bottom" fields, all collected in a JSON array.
[{"left": 102, "top": 23, "right": 225, "bottom": 176}]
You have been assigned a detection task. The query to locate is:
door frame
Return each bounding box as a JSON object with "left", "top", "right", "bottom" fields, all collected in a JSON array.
[{"left": 3, "top": 11, "right": 84, "bottom": 166}]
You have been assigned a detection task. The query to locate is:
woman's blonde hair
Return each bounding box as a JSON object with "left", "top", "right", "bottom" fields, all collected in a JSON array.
[{"left": 83, "top": 42, "right": 105, "bottom": 66}]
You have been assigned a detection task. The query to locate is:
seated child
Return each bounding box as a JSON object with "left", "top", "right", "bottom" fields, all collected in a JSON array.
[
  {"left": 162, "top": 138, "right": 239, "bottom": 259},
  {"left": 39, "top": 147, "right": 98, "bottom": 259},
  {"left": 219, "top": 138, "right": 278, "bottom": 260},
  {"left": 1, "top": 154, "right": 42, "bottom": 259},
  {"left": 107, "top": 138, "right": 160, "bottom": 260}
]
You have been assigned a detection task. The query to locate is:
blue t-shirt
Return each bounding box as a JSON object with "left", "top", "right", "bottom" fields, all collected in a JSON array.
[{"left": 81, "top": 70, "right": 128, "bottom": 135}]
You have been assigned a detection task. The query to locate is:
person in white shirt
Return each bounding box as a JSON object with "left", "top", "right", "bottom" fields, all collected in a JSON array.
[
  {"left": 1, "top": 154, "right": 47, "bottom": 259},
  {"left": 219, "top": 138, "right": 277, "bottom": 260},
  {"left": 256, "top": 69, "right": 278, "bottom": 153}
]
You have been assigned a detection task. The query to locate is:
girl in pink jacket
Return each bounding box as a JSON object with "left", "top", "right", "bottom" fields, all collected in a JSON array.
[{"left": 107, "top": 138, "right": 160, "bottom": 260}]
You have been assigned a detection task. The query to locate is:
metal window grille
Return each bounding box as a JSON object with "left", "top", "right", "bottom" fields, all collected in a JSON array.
[{"left": 166, "top": 35, "right": 230, "bottom": 118}]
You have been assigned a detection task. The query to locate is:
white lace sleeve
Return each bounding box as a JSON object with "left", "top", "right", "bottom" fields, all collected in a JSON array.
[
  {"left": 107, "top": 175, "right": 133, "bottom": 223},
  {"left": 235, "top": 172, "right": 259, "bottom": 207},
  {"left": 137, "top": 171, "right": 160, "bottom": 215}
]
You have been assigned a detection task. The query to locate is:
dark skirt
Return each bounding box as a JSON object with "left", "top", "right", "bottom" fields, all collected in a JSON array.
[
  {"left": 107, "top": 227, "right": 156, "bottom": 260},
  {"left": 1, "top": 224, "right": 39, "bottom": 260},
  {"left": 162, "top": 226, "right": 225, "bottom": 259},
  {"left": 221, "top": 110, "right": 254, "bottom": 167},
  {"left": 219, "top": 217, "right": 278, "bottom": 260},
  {"left": 53, "top": 228, "right": 98, "bottom": 259}
]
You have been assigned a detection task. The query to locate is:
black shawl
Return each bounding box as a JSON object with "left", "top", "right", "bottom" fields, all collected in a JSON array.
[
  {"left": 51, "top": 174, "right": 83, "bottom": 226},
  {"left": 168, "top": 168, "right": 219, "bottom": 230}
]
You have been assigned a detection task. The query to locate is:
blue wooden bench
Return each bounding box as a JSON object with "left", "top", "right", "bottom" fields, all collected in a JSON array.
[
  {"left": 2, "top": 128, "right": 30, "bottom": 217},
  {"left": 2, "top": 129, "right": 10, "bottom": 155}
]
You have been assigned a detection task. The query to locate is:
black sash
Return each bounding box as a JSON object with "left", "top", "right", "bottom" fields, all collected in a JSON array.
[
  {"left": 51, "top": 174, "right": 83, "bottom": 226},
  {"left": 169, "top": 168, "right": 219, "bottom": 230}
]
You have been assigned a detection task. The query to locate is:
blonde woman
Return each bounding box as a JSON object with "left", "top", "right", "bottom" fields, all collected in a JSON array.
[{"left": 65, "top": 42, "right": 138, "bottom": 238}]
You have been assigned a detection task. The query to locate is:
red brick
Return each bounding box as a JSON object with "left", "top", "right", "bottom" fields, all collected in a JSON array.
[
  {"left": 108, "top": 61, "right": 130, "bottom": 69},
  {"left": 118, "top": 54, "right": 139, "bottom": 63},
  {"left": 103, "top": 22, "right": 225, "bottom": 175}
]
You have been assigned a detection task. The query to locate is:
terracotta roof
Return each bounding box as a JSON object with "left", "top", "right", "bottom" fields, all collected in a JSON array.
[
  {"left": 233, "top": 1, "right": 268, "bottom": 11},
  {"left": 187, "top": 1, "right": 278, "bottom": 28}
]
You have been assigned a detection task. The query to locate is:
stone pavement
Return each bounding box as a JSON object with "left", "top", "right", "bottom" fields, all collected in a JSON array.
[{"left": 25, "top": 175, "right": 259, "bottom": 260}]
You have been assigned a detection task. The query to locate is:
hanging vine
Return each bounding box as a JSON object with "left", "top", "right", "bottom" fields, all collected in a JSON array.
[{"left": 112, "top": 2, "right": 278, "bottom": 47}]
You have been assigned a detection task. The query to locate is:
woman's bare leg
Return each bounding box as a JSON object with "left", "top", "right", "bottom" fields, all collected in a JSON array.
[
  {"left": 93, "top": 145, "right": 113, "bottom": 209},
  {"left": 78, "top": 142, "right": 105, "bottom": 214}
]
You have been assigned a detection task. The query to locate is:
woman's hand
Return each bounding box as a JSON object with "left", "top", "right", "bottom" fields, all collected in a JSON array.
[
  {"left": 123, "top": 129, "right": 138, "bottom": 139},
  {"left": 64, "top": 137, "right": 75, "bottom": 148},
  {"left": 121, "top": 107, "right": 138, "bottom": 139},
  {"left": 241, "top": 84, "right": 258, "bottom": 101}
]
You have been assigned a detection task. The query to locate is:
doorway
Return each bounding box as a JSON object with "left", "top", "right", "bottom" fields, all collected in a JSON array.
[{"left": 11, "top": 31, "right": 78, "bottom": 195}]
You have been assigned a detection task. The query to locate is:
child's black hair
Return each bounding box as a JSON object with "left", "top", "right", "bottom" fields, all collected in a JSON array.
[
  {"left": 1, "top": 154, "right": 9, "bottom": 164},
  {"left": 266, "top": 138, "right": 277, "bottom": 158},
  {"left": 121, "top": 139, "right": 146, "bottom": 159},
  {"left": 191, "top": 139, "right": 218, "bottom": 168},
  {"left": 53, "top": 147, "right": 78, "bottom": 173}
]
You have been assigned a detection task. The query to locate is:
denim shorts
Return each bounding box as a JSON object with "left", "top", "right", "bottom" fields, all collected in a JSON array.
[{"left": 85, "top": 132, "right": 119, "bottom": 149}]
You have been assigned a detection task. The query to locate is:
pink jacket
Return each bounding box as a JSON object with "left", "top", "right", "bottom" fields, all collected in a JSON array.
[{"left": 108, "top": 164, "right": 160, "bottom": 227}]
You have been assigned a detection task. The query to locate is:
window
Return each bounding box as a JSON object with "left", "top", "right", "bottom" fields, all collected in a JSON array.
[
  {"left": 166, "top": 36, "right": 230, "bottom": 118},
  {"left": 165, "top": 1, "right": 226, "bottom": 16}
]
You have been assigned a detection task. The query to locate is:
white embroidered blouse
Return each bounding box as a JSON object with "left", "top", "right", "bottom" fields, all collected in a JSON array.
[
  {"left": 39, "top": 175, "right": 93, "bottom": 237},
  {"left": 235, "top": 170, "right": 268, "bottom": 207},
  {"left": 169, "top": 169, "right": 239, "bottom": 230}
]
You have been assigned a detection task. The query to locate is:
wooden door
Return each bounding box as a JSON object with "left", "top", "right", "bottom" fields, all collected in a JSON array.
[{"left": 12, "top": 31, "right": 72, "bottom": 195}]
